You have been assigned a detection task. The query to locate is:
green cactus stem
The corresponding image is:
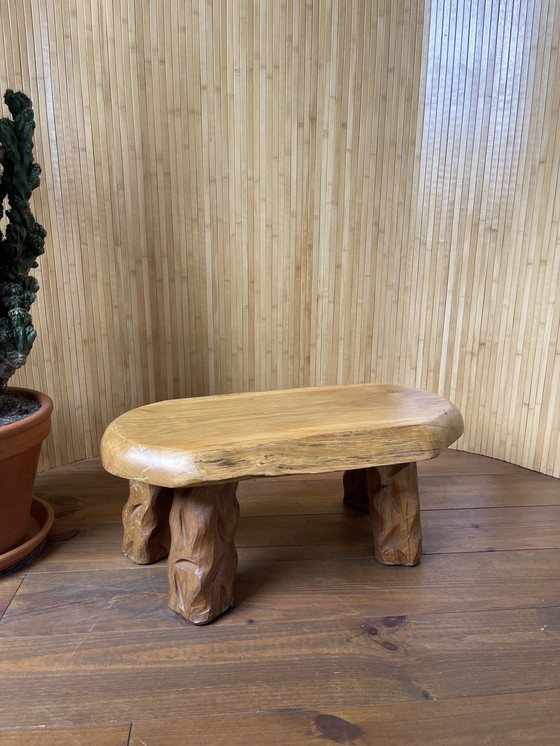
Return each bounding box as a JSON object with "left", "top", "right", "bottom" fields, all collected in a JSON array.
[{"left": 0, "top": 90, "right": 46, "bottom": 394}]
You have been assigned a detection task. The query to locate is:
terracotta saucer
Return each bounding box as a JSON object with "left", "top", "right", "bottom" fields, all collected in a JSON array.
[{"left": 0, "top": 496, "right": 54, "bottom": 574}]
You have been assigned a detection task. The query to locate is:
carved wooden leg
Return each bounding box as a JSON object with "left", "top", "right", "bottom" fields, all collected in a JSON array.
[
  {"left": 168, "top": 482, "right": 240, "bottom": 625},
  {"left": 368, "top": 462, "right": 422, "bottom": 566},
  {"left": 343, "top": 468, "right": 376, "bottom": 513},
  {"left": 122, "top": 480, "right": 173, "bottom": 564}
]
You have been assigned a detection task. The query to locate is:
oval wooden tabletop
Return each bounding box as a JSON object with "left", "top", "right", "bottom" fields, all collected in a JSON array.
[{"left": 100, "top": 384, "right": 464, "bottom": 487}]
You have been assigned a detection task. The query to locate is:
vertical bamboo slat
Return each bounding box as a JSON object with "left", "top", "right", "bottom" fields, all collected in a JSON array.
[{"left": 0, "top": 0, "right": 557, "bottom": 476}]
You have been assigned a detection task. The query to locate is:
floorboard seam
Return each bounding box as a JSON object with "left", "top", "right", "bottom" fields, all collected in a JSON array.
[{"left": 0, "top": 575, "right": 25, "bottom": 622}]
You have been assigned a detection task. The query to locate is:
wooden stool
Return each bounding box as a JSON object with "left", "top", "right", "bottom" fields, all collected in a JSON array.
[{"left": 100, "top": 384, "right": 463, "bottom": 624}]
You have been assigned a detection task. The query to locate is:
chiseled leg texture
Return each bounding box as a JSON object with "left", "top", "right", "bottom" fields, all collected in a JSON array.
[
  {"left": 168, "top": 481, "right": 240, "bottom": 625},
  {"left": 122, "top": 480, "right": 173, "bottom": 564},
  {"left": 342, "top": 468, "right": 371, "bottom": 513},
  {"left": 343, "top": 462, "right": 422, "bottom": 566}
]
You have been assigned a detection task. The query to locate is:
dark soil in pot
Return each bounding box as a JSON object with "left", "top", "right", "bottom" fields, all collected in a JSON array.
[{"left": 0, "top": 391, "right": 41, "bottom": 426}]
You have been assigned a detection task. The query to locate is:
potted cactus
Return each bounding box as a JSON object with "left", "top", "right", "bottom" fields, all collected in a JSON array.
[{"left": 0, "top": 90, "right": 53, "bottom": 572}]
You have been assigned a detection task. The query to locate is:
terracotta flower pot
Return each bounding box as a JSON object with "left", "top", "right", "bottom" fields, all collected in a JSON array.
[{"left": 0, "top": 387, "right": 53, "bottom": 556}]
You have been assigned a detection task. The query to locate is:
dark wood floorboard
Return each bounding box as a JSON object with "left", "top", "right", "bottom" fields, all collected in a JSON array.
[
  {"left": 0, "top": 450, "right": 558, "bottom": 744},
  {"left": 128, "top": 690, "right": 560, "bottom": 745},
  {"left": 0, "top": 725, "right": 131, "bottom": 745},
  {"left": 2, "top": 606, "right": 559, "bottom": 727},
  {"left": 0, "top": 576, "right": 23, "bottom": 620},
  {"left": 3, "top": 549, "right": 560, "bottom": 636}
]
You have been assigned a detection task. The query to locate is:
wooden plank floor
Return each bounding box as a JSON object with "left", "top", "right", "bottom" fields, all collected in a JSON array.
[{"left": 0, "top": 451, "right": 559, "bottom": 744}]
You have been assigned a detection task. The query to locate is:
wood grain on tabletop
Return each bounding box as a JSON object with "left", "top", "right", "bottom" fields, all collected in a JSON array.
[{"left": 100, "top": 384, "right": 464, "bottom": 486}]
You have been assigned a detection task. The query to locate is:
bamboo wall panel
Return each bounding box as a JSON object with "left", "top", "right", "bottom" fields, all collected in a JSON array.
[{"left": 0, "top": 0, "right": 558, "bottom": 476}]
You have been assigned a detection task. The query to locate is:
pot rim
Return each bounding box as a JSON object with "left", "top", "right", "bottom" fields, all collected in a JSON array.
[{"left": 0, "top": 386, "right": 53, "bottom": 439}]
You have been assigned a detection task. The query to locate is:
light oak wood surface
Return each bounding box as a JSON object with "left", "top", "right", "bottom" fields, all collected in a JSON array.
[
  {"left": 101, "top": 384, "right": 463, "bottom": 487},
  {"left": 101, "top": 384, "right": 462, "bottom": 622}
]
